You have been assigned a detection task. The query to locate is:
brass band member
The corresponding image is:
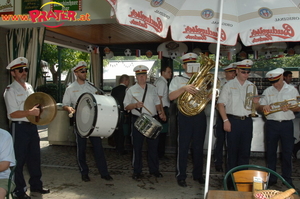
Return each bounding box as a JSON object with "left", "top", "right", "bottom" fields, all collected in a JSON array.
[
  {"left": 153, "top": 66, "right": 172, "bottom": 159},
  {"left": 257, "top": 68, "right": 300, "bottom": 188},
  {"left": 62, "top": 61, "right": 113, "bottom": 182},
  {"left": 3, "top": 57, "right": 50, "bottom": 199},
  {"left": 217, "top": 60, "right": 259, "bottom": 175},
  {"left": 169, "top": 53, "right": 206, "bottom": 187},
  {"left": 213, "top": 63, "right": 236, "bottom": 172},
  {"left": 123, "top": 65, "right": 166, "bottom": 180}
]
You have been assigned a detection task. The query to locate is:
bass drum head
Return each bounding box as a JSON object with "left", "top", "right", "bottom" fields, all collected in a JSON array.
[{"left": 75, "top": 93, "right": 97, "bottom": 137}]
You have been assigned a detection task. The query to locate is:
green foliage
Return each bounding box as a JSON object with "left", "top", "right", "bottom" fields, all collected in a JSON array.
[
  {"left": 36, "top": 83, "right": 66, "bottom": 102},
  {"left": 41, "top": 43, "right": 90, "bottom": 71},
  {"left": 252, "top": 54, "right": 300, "bottom": 70}
]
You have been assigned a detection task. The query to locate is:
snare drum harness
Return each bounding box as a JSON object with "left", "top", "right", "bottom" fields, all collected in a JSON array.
[{"left": 135, "top": 84, "right": 148, "bottom": 114}]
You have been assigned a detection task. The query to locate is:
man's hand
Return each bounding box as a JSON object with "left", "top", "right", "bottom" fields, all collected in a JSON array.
[
  {"left": 159, "top": 112, "right": 166, "bottom": 122},
  {"left": 184, "top": 84, "right": 198, "bottom": 95},
  {"left": 66, "top": 107, "right": 75, "bottom": 118},
  {"left": 135, "top": 102, "right": 144, "bottom": 109},
  {"left": 29, "top": 104, "right": 40, "bottom": 116},
  {"left": 263, "top": 105, "right": 272, "bottom": 115},
  {"left": 223, "top": 120, "right": 231, "bottom": 132}
]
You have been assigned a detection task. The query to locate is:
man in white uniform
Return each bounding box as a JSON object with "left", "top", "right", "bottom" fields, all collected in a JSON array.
[
  {"left": 63, "top": 61, "right": 113, "bottom": 182},
  {"left": 217, "top": 60, "right": 259, "bottom": 179},
  {"left": 169, "top": 53, "right": 207, "bottom": 187},
  {"left": 0, "top": 128, "right": 15, "bottom": 199},
  {"left": 124, "top": 65, "right": 166, "bottom": 180},
  {"left": 257, "top": 68, "right": 300, "bottom": 188},
  {"left": 213, "top": 63, "right": 236, "bottom": 172},
  {"left": 153, "top": 66, "right": 172, "bottom": 159},
  {"left": 3, "top": 57, "right": 49, "bottom": 199}
]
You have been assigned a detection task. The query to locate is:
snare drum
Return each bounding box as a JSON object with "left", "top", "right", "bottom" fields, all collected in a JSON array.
[
  {"left": 134, "top": 113, "right": 163, "bottom": 139},
  {"left": 75, "top": 93, "right": 119, "bottom": 138}
]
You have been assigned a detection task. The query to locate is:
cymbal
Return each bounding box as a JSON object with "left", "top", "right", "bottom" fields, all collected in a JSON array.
[{"left": 24, "top": 92, "right": 57, "bottom": 125}]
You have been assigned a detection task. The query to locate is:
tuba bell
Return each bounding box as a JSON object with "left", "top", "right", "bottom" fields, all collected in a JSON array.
[{"left": 177, "top": 53, "right": 220, "bottom": 116}]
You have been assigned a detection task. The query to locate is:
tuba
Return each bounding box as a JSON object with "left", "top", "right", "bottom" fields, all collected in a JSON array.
[{"left": 177, "top": 53, "right": 220, "bottom": 116}]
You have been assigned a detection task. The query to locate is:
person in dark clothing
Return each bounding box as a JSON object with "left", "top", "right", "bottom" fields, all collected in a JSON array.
[{"left": 111, "top": 74, "right": 130, "bottom": 155}]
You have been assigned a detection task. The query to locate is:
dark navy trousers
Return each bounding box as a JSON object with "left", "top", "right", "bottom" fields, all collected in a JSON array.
[
  {"left": 74, "top": 130, "right": 109, "bottom": 177},
  {"left": 176, "top": 111, "right": 207, "bottom": 181},
  {"left": 131, "top": 115, "right": 160, "bottom": 174},
  {"left": 265, "top": 120, "right": 294, "bottom": 184},
  {"left": 10, "top": 122, "right": 43, "bottom": 196},
  {"left": 226, "top": 116, "right": 253, "bottom": 172},
  {"left": 213, "top": 112, "right": 226, "bottom": 167}
]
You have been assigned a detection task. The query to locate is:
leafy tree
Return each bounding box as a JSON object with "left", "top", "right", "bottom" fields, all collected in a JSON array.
[{"left": 41, "top": 43, "right": 90, "bottom": 84}]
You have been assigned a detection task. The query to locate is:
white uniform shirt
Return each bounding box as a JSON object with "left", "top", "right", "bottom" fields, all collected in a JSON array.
[
  {"left": 169, "top": 73, "right": 190, "bottom": 94},
  {"left": 217, "top": 77, "right": 256, "bottom": 116},
  {"left": 154, "top": 76, "right": 170, "bottom": 107},
  {"left": 62, "top": 81, "right": 97, "bottom": 108},
  {"left": 123, "top": 83, "right": 160, "bottom": 117},
  {"left": 260, "top": 82, "right": 299, "bottom": 121},
  {"left": 220, "top": 77, "right": 231, "bottom": 91},
  {"left": 3, "top": 81, "right": 34, "bottom": 122},
  {"left": 0, "top": 129, "right": 15, "bottom": 179}
]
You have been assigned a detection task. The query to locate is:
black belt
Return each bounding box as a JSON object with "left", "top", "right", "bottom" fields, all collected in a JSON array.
[
  {"left": 12, "top": 121, "right": 32, "bottom": 125},
  {"left": 227, "top": 114, "right": 249, "bottom": 120}
]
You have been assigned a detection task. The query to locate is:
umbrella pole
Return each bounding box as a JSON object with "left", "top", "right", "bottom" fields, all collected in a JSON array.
[{"left": 204, "top": 0, "right": 224, "bottom": 197}]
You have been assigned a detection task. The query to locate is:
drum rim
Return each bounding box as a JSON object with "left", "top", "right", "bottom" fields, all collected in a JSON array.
[
  {"left": 75, "top": 92, "right": 97, "bottom": 138},
  {"left": 110, "top": 95, "right": 121, "bottom": 129}
]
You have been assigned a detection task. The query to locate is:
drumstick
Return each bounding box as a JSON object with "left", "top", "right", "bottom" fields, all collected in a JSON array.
[{"left": 132, "top": 96, "right": 153, "bottom": 115}]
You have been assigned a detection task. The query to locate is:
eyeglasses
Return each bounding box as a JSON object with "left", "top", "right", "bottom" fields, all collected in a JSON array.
[
  {"left": 79, "top": 70, "right": 88, "bottom": 73},
  {"left": 240, "top": 71, "right": 250, "bottom": 74},
  {"left": 14, "top": 68, "right": 29, "bottom": 73}
]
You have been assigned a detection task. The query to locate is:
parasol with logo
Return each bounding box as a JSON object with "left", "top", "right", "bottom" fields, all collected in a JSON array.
[{"left": 106, "top": 0, "right": 300, "bottom": 46}]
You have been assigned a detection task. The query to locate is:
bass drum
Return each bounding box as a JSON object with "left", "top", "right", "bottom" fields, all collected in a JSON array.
[{"left": 75, "top": 93, "right": 119, "bottom": 138}]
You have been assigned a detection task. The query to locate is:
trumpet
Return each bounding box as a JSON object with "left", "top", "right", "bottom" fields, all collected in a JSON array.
[
  {"left": 244, "top": 84, "right": 258, "bottom": 117},
  {"left": 264, "top": 97, "right": 300, "bottom": 116}
]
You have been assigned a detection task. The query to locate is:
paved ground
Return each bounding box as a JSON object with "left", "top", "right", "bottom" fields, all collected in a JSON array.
[{"left": 20, "top": 126, "right": 300, "bottom": 199}]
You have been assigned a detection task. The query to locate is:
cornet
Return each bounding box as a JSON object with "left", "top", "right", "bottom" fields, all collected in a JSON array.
[
  {"left": 244, "top": 84, "right": 259, "bottom": 117},
  {"left": 264, "top": 97, "right": 300, "bottom": 116}
]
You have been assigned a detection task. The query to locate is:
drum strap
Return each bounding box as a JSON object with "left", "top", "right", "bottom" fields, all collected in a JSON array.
[{"left": 135, "top": 84, "right": 148, "bottom": 113}]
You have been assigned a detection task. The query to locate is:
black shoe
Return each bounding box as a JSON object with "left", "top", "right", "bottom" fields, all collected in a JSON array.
[
  {"left": 101, "top": 175, "right": 113, "bottom": 181},
  {"left": 81, "top": 174, "right": 90, "bottom": 182},
  {"left": 177, "top": 179, "right": 187, "bottom": 187},
  {"left": 14, "top": 193, "right": 31, "bottom": 199},
  {"left": 30, "top": 188, "right": 50, "bottom": 194},
  {"left": 193, "top": 176, "right": 205, "bottom": 184},
  {"left": 215, "top": 165, "right": 223, "bottom": 172},
  {"left": 150, "top": 172, "right": 163, "bottom": 178},
  {"left": 132, "top": 173, "right": 142, "bottom": 180}
]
